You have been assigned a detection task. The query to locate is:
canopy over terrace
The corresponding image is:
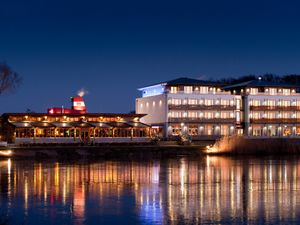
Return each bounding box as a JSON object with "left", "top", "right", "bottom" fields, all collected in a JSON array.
[{"left": 0, "top": 113, "right": 152, "bottom": 144}]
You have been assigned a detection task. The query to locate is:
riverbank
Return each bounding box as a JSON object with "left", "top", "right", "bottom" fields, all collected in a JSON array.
[
  {"left": 0, "top": 141, "right": 214, "bottom": 159},
  {"left": 3, "top": 137, "right": 300, "bottom": 159}
]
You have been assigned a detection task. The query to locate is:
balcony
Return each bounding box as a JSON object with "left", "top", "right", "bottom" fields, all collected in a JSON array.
[
  {"left": 168, "top": 118, "right": 236, "bottom": 123},
  {"left": 250, "top": 118, "right": 300, "bottom": 124},
  {"left": 167, "top": 90, "right": 232, "bottom": 95},
  {"left": 168, "top": 104, "right": 236, "bottom": 110},
  {"left": 250, "top": 106, "right": 300, "bottom": 111}
]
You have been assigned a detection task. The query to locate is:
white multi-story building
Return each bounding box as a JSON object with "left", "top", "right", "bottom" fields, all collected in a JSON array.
[
  {"left": 223, "top": 79, "right": 300, "bottom": 137},
  {"left": 137, "top": 77, "right": 300, "bottom": 139},
  {"left": 136, "top": 78, "right": 242, "bottom": 139}
]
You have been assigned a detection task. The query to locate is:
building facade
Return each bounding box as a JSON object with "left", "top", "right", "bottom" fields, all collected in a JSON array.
[
  {"left": 0, "top": 113, "right": 152, "bottom": 144},
  {"left": 223, "top": 80, "right": 300, "bottom": 137},
  {"left": 136, "top": 78, "right": 242, "bottom": 139},
  {"left": 136, "top": 77, "right": 300, "bottom": 139}
]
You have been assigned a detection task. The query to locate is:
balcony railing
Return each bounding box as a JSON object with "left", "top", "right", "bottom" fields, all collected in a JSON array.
[
  {"left": 167, "top": 90, "right": 232, "bottom": 95},
  {"left": 250, "top": 106, "right": 300, "bottom": 111},
  {"left": 168, "top": 104, "right": 236, "bottom": 110},
  {"left": 250, "top": 118, "right": 300, "bottom": 124},
  {"left": 168, "top": 118, "right": 236, "bottom": 123}
]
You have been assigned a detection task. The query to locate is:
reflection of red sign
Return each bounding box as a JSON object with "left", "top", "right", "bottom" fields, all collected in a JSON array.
[{"left": 73, "top": 186, "right": 85, "bottom": 219}]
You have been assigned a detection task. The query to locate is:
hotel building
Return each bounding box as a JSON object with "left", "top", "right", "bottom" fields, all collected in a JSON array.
[
  {"left": 223, "top": 79, "right": 300, "bottom": 137},
  {"left": 136, "top": 77, "right": 300, "bottom": 139},
  {"left": 136, "top": 78, "right": 242, "bottom": 139}
]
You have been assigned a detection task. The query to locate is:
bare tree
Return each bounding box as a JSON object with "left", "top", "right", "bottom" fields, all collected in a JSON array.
[{"left": 0, "top": 62, "right": 22, "bottom": 95}]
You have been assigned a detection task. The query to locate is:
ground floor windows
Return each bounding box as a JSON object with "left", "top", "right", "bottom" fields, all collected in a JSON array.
[
  {"left": 14, "top": 127, "right": 150, "bottom": 141},
  {"left": 248, "top": 125, "right": 300, "bottom": 137},
  {"left": 168, "top": 124, "right": 235, "bottom": 136}
]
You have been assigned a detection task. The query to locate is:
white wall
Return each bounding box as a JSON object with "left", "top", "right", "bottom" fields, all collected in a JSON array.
[{"left": 136, "top": 94, "right": 167, "bottom": 125}]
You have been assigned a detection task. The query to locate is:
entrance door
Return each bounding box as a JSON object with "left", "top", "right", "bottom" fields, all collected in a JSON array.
[{"left": 80, "top": 128, "right": 90, "bottom": 144}]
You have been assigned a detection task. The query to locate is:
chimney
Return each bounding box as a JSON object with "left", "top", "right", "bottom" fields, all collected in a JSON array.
[{"left": 71, "top": 96, "right": 86, "bottom": 112}]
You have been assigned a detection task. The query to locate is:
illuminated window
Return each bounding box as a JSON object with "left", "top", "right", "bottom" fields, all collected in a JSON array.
[
  {"left": 184, "top": 86, "right": 193, "bottom": 94},
  {"left": 205, "top": 99, "right": 213, "bottom": 106},
  {"left": 221, "top": 99, "right": 229, "bottom": 105},
  {"left": 170, "top": 98, "right": 181, "bottom": 105},
  {"left": 200, "top": 86, "right": 208, "bottom": 94},
  {"left": 250, "top": 88, "right": 258, "bottom": 94},
  {"left": 188, "top": 99, "right": 197, "bottom": 105},
  {"left": 170, "top": 86, "right": 178, "bottom": 93},
  {"left": 188, "top": 111, "right": 197, "bottom": 118},
  {"left": 282, "top": 89, "right": 291, "bottom": 95},
  {"left": 269, "top": 88, "right": 277, "bottom": 95}
]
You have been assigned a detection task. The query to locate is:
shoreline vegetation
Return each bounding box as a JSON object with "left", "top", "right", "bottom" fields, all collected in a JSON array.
[
  {"left": 208, "top": 136, "right": 300, "bottom": 155},
  {"left": 1, "top": 136, "right": 300, "bottom": 159}
]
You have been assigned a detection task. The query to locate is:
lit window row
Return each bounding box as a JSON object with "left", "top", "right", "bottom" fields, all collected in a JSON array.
[
  {"left": 169, "top": 86, "right": 222, "bottom": 94},
  {"left": 249, "top": 125, "right": 300, "bottom": 136},
  {"left": 168, "top": 124, "right": 235, "bottom": 136},
  {"left": 242, "top": 87, "right": 295, "bottom": 95},
  {"left": 168, "top": 111, "right": 235, "bottom": 119},
  {"left": 139, "top": 100, "right": 163, "bottom": 108},
  {"left": 249, "top": 99, "right": 300, "bottom": 107},
  {"left": 250, "top": 112, "right": 299, "bottom": 119},
  {"left": 168, "top": 98, "right": 235, "bottom": 106}
]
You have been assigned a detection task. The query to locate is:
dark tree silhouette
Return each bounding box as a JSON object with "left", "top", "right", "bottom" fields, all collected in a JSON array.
[
  {"left": 215, "top": 73, "right": 300, "bottom": 86},
  {"left": 0, "top": 62, "right": 22, "bottom": 95}
]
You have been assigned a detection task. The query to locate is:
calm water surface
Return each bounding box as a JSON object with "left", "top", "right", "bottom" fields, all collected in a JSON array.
[{"left": 0, "top": 156, "right": 300, "bottom": 225}]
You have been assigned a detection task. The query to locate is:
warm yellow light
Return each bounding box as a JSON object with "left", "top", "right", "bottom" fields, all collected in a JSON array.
[
  {"left": 206, "top": 145, "right": 218, "bottom": 153},
  {"left": 0, "top": 150, "right": 12, "bottom": 156}
]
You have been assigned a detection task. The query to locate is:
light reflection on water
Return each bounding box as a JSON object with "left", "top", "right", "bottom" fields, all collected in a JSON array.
[{"left": 0, "top": 156, "right": 300, "bottom": 224}]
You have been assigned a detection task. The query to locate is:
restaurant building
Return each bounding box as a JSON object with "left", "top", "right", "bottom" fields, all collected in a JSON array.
[{"left": 0, "top": 96, "right": 152, "bottom": 144}]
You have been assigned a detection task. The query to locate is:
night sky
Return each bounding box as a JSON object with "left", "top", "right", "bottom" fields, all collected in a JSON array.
[{"left": 1, "top": 0, "right": 300, "bottom": 113}]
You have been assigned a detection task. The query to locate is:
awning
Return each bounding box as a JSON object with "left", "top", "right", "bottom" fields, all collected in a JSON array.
[
  {"left": 31, "top": 122, "right": 56, "bottom": 128},
  {"left": 108, "top": 122, "right": 132, "bottom": 128},
  {"left": 50, "top": 122, "right": 74, "bottom": 128},
  {"left": 69, "top": 121, "right": 94, "bottom": 128},
  {"left": 9, "top": 122, "right": 33, "bottom": 128},
  {"left": 89, "top": 122, "right": 112, "bottom": 128},
  {"left": 126, "top": 122, "right": 150, "bottom": 128}
]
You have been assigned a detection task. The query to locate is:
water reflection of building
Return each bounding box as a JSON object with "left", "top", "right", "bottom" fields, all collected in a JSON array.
[{"left": 1, "top": 158, "right": 300, "bottom": 224}]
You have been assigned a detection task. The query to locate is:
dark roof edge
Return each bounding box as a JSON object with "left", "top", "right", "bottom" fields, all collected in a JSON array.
[{"left": 1, "top": 113, "right": 146, "bottom": 117}]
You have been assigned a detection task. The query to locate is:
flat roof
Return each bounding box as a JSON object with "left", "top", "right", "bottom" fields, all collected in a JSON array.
[
  {"left": 139, "top": 77, "right": 222, "bottom": 89},
  {"left": 2, "top": 113, "right": 146, "bottom": 118}
]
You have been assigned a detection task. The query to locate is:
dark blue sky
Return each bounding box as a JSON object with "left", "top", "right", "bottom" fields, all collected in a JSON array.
[{"left": 1, "top": 0, "right": 300, "bottom": 113}]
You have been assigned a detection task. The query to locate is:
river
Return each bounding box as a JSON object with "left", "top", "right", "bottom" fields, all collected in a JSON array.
[{"left": 0, "top": 156, "right": 300, "bottom": 224}]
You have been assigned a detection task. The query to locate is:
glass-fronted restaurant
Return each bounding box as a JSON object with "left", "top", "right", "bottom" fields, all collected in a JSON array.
[{"left": 0, "top": 113, "right": 153, "bottom": 144}]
